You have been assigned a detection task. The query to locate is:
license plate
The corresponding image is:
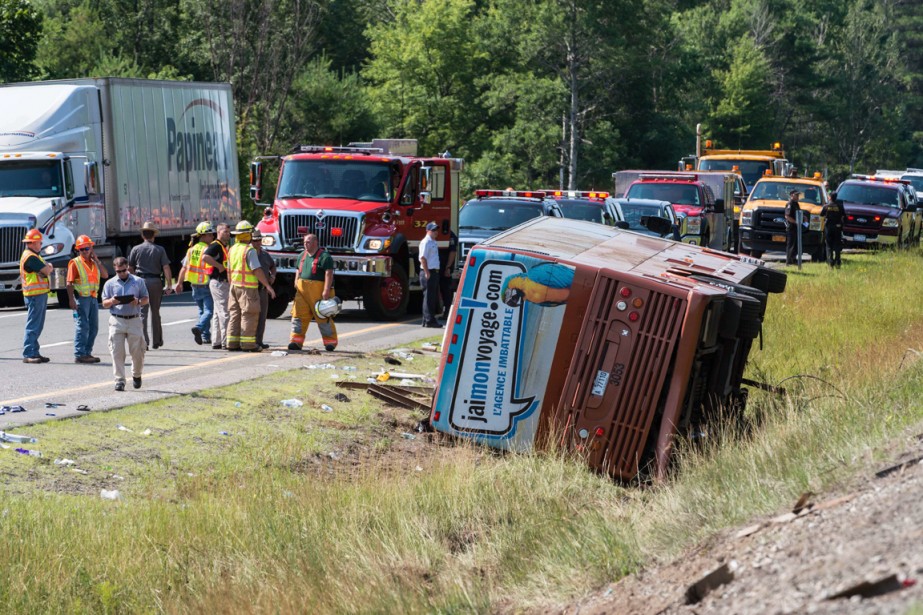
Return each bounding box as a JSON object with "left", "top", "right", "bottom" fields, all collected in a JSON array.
[
  {"left": 591, "top": 370, "right": 610, "bottom": 396},
  {"left": 772, "top": 235, "right": 785, "bottom": 243},
  {"left": 853, "top": 234, "right": 866, "bottom": 242}
]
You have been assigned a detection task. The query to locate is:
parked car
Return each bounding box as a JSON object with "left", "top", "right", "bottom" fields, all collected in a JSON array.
[
  {"left": 837, "top": 175, "right": 917, "bottom": 248},
  {"left": 544, "top": 190, "right": 623, "bottom": 226},
  {"left": 610, "top": 198, "right": 681, "bottom": 240},
  {"left": 457, "top": 189, "right": 563, "bottom": 264}
]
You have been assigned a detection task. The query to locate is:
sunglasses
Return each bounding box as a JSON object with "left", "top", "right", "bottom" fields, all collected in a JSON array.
[
  {"left": 78, "top": 247, "right": 91, "bottom": 252},
  {"left": 115, "top": 268, "right": 128, "bottom": 273}
]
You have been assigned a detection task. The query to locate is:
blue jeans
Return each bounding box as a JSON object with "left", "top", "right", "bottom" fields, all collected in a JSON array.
[
  {"left": 73, "top": 295, "right": 99, "bottom": 357},
  {"left": 192, "top": 284, "right": 213, "bottom": 339},
  {"left": 23, "top": 292, "right": 48, "bottom": 358}
]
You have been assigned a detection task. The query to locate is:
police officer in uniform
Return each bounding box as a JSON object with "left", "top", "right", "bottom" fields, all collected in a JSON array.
[
  {"left": 784, "top": 189, "right": 802, "bottom": 266},
  {"left": 128, "top": 221, "right": 172, "bottom": 349},
  {"left": 822, "top": 191, "right": 846, "bottom": 268}
]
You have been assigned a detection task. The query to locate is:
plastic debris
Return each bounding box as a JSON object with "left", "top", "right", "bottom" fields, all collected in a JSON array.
[
  {"left": 45, "top": 413, "right": 56, "bottom": 417},
  {"left": 271, "top": 350, "right": 288, "bottom": 357},
  {"left": 376, "top": 372, "right": 391, "bottom": 382},
  {"left": 220, "top": 431, "right": 230, "bottom": 436},
  {"left": 44, "top": 402, "right": 66, "bottom": 408},
  {"left": 334, "top": 393, "right": 350, "bottom": 403},
  {"left": 15, "top": 448, "right": 42, "bottom": 457},
  {"left": 0, "top": 405, "right": 26, "bottom": 413},
  {"left": 100, "top": 489, "right": 121, "bottom": 500},
  {"left": 320, "top": 404, "right": 333, "bottom": 413},
  {"left": 111, "top": 474, "right": 124, "bottom": 480},
  {"left": 281, "top": 399, "right": 304, "bottom": 408},
  {"left": 400, "top": 432, "right": 417, "bottom": 440},
  {"left": 116, "top": 425, "right": 133, "bottom": 432},
  {"left": 54, "top": 459, "right": 76, "bottom": 466},
  {"left": 72, "top": 468, "right": 88, "bottom": 475},
  {"left": 76, "top": 405, "right": 90, "bottom": 412},
  {"left": 234, "top": 402, "right": 242, "bottom": 407},
  {"left": 141, "top": 429, "right": 152, "bottom": 436},
  {"left": 341, "top": 366, "right": 357, "bottom": 371},
  {"left": 306, "top": 363, "right": 336, "bottom": 370},
  {"left": 0, "top": 431, "right": 37, "bottom": 444}
]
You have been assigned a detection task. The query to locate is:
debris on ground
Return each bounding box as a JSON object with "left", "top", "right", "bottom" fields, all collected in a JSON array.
[
  {"left": 0, "top": 431, "right": 37, "bottom": 444},
  {"left": 280, "top": 399, "right": 304, "bottom": 408},
  {"left": 100, "top": 489, "right": 120, "bottom": 500}
]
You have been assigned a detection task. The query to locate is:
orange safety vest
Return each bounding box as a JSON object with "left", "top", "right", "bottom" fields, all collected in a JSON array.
[
  {"left": 71, "top": 256, "right": 100, "bottom": 297},
  {"left": 228, "top": 242, "right": 258, "bottom": 289},
  {"left": 185, "top": 241, "right": 210, "bottom": 285},
  {"left": 19, "top": 249, "right": 50, "bottom": 297},
  {"left": 208, "top": 239, "right": 229, "bottom": 276}
]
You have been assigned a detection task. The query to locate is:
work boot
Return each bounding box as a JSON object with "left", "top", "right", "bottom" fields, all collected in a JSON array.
[
  {"left": 38, "top": 355, "right": 50, "bottom": 363},
  {"left": 191, "top": 326, "right": 203, "bottom": 345},
  {"left": 115, "top": 381, "right": 125, "bottom": 391},
  {"left": 90, "top": 355, "right": 101, "bottom": 363},
  {"left": 325, "top": 344, "right": 336, "bottom": 352},
  {"left": 75, "top": 356, "right": 96, "bottom": 364},
  {"left": 22, "top": 356, "right": 43, "bottom": 364},
  {"left": 133, "top": 377, "right": 142, "bottom": 389},
  {"left": 212, "top": 343, "right": 223, "bottom": 350},
  {"left": 288, "top": 342, "right": 301, "bottom": 351}
]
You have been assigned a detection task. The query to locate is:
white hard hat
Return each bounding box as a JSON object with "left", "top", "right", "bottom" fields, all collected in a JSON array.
[{"left": 314, "top": 297, "right": 343, "bottom": 319}]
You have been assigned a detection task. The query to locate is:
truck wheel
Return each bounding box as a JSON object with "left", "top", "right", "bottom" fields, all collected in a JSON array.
[
  {"left": 737, "top": 315, "right": 762, "bottom": 339},
  {"left": 363, "top": 262, "right": 409, "bottom": 321},
  {"left": 266, "top": 293, "right": 291, "bottom": 320}
]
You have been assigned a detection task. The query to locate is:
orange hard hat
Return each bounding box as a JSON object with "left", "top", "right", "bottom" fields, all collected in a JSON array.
[
  {"left": 75, "top": 235, "right": 94, "bottom": 249},
  {"left": 22, "top": 229, "right": 42, "bottom": 243}
]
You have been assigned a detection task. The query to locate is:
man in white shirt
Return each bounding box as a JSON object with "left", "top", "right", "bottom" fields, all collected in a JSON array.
[{"left": 419, "top": 222, "right": 441, "bottom": 327}]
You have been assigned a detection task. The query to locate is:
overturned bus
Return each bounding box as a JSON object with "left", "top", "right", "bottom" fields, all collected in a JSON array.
[{"left": 429, "top": 217, "right": 786, "bottom": 480}]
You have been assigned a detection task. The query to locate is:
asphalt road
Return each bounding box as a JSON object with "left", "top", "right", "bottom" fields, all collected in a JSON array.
[{"left": 0, "top": 292, "right": 443, "bottom": 430}]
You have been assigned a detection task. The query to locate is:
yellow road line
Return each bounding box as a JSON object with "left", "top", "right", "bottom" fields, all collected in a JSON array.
[{"left": 1, "top": 320, "right": 415, "bottom": 405}]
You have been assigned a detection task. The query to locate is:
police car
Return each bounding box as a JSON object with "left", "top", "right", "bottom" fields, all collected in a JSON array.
[{"left": 457, "top": 189, "right": 563, "bottom": 263}]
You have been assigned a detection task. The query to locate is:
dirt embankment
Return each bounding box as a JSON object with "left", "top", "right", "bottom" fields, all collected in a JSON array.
[{"left": 558, "top": 432, "right": 923, "bottom": 615}]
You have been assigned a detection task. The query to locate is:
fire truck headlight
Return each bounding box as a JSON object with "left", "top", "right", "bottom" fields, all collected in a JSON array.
[
  {"left": 686, "top": 216, "right": 702, "bottom": 234},
  {"left": 366, "top": 239, "right": 383, "bottom": 250}
]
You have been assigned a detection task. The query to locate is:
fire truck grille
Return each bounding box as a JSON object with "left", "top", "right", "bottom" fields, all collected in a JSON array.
[
  {"left": 281, "top": 214, "right": 360, "bottom": 250},
  {"left": 560, "top": 276, "right": 684, "bottom": 480},
  {"left": 0, "top": 226, "right": 29, "bottom": 265}
]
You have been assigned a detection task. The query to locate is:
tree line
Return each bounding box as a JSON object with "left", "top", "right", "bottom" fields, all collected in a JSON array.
[{"left": 3, "top": 0, "right": 922, "bottom": 215}]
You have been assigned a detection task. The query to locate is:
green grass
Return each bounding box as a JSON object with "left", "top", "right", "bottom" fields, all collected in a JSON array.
[{"left": 2, "top": 251, "right": 923, "bottom": 612}]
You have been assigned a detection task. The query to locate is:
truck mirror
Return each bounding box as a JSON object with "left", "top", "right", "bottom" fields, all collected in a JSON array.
[
  {"left": 250, "top": 186, "right": 263, "bottom": 202},
  {"left": 711, "top": 198, "right": 725, "bottom": 214},
  {"left": 84, "top": 161, "right": 99, "bottom": 195},
  {"left": 639, "top": 215, "right": 672, "bottom": 237},
  {"left": 249, "top": 161, "right": 262, "bottom": 191},
  {"left": 419, "top": 191, "right": 432, "bottom": 206}
]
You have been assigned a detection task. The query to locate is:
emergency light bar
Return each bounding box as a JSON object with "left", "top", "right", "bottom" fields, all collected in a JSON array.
[
  {"left": 850, "top": 174, "right": 909, "bottom": 184},
  {"left": 475, "top": 189, "right": 547, "bottom": 199},
  {"left": 292, "top": 145, "right": 384, "bottom": 155},
  {"left": 545, "top": 190, "right": 610, "bottom": 199},
  {"left": 639, "top": 174, "right": 697, "bottom": 182}
]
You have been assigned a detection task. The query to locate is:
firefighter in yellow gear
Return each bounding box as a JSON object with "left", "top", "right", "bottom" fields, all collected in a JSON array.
[
  {"left": 289, "top": 233, "right": 337, "bottom": 352},
  {"left": 225, "top": 221, "right": 276, "bottom": 351}
]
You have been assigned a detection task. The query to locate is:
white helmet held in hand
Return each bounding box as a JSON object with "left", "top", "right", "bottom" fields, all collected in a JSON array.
[{"left": 314, "top": 297, "right": 343, "bottom": 318}]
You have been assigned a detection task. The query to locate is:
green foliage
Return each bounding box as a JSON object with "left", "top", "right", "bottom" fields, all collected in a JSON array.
[
  {"left": 0, "top": 0, "right": 43, "bottom": 82},
  {"left": 709, "top": 35, "right": 774, "bottom": 146}
]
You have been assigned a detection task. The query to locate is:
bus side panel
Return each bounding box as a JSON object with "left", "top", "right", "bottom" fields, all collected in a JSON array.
[{"left": 430, "top": 248, "right": 575, "bottom": 451}]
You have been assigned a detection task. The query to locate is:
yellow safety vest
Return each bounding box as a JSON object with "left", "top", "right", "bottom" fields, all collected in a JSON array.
[
  {"left": 71, "top": 256, "right": 100, "bottom": 297},
  {"left": 229, "top": 242, "right": 258, "bottom": 289},
  {"left": 19, "top": 249, "right": 49, "bottom": 297},
  {"left": 185, "top": 241, "right": 210, "bottom": 285}
]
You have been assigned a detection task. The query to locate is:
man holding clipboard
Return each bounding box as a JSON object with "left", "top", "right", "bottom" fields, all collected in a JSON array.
[{"left": 101, "top": 256, "right": 149, "bottom": 391}]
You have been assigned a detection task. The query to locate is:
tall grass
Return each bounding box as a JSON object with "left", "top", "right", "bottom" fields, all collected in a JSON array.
[{"left": 1, "top": 252, "right": 923, "bottom": 612}]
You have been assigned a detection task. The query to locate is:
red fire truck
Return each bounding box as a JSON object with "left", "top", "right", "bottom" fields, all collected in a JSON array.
[{"left": 250, "top": 140, "right": 463, "bottom": 320}]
